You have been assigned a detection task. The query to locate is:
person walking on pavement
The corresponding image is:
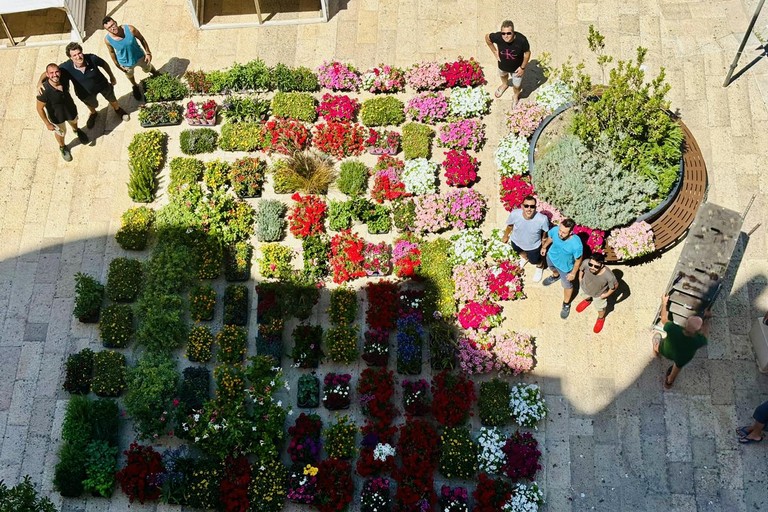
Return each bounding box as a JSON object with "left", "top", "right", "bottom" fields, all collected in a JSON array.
[
  {"left": 36, "top": 63, "right": 89, "bottom": 162},
  {"left": 540, "top": 218, "right": 584, "bottom": 319},
  {"left": 575, "top": 253, "right": 618, "bottom": 333},
  {"left": 37, "top": 43, "right": 130, "bottom": 129},
  {"left": 485, "top": 19, "right": 530, "bottom": 102},
  {"left": 653, "top": 294, "right": 711, "bottom": 389},
  {"left": 737, "top": 400, "right": 768, "bottom": 444},
  {"left": 501, "top": 195, "right": 549, "bottom": 283},
  {"left": 102, "top": 16, "right": 159, "bottom": 100}
]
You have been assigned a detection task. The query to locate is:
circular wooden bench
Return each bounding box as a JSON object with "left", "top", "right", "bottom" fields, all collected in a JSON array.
[{"left": 603, "top": 119, "right": 708, "bottom": 262}]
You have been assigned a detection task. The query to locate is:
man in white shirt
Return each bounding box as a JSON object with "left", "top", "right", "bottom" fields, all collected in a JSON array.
[{"left": 501, "top": 195, "right": 550, "bottom": 282}]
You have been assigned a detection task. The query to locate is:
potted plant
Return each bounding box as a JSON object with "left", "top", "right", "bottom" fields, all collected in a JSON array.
[
  {"left": 297, "top": 374, "right": 320, "bottom": 408},
  {"left": 365, "top": 128, "right": 400, "bottom": 155},
  {"left": 73, "top": 273, "right": 104, "bottom": 323},
  {"left": 185, "top": 99, "right": 218, "bottom": 126},
  {"left": 138, "top": 102, "right": 183, "bottom": 127},
  {"left": 322, "top": 373, "right": 352, "bottom": 410}
]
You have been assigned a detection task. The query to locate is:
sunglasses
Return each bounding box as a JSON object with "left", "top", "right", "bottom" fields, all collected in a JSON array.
[
  {"left": 588, "top": 263, "right": 603, "bottom": 269},
  {"left": 501, "top": 32, "right": 513, "bottom": 35},
  {"left": 522, "top": 204, "right": 536, "bottom": 209}
]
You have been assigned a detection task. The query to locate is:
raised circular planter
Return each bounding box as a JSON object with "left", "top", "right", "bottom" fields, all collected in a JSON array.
[{"left": 525, "top": 101, "right": 706, "bottom": 263}]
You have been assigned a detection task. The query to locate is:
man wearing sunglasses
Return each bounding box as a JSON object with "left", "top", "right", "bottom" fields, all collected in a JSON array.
[
  {"left": 485, "top": 20, "right": 530, "bottom": 102},
  {"left": 501, "top": 195, "right": 549, "bottom": 283},
  {"left": 540, "top": 218, "right": 583, "bottom": 319},
  {"left": 575, "top": 253, "right": 618, "bottom": 333}
]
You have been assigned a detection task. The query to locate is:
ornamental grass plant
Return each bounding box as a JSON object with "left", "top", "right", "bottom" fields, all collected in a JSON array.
[{"left": 273, "top": 151, "right": 336, "bottom": 195}]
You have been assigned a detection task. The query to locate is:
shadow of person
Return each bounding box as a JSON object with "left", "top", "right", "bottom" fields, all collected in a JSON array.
[
  {"left": 603, "top": 269, "right": 631, "bottom": 317},
  {"left": 519, "top": 59, "right": 548, "bottom": 100},
  {"left": 157, "top": 57, "right": 191, "bottom": 79}
]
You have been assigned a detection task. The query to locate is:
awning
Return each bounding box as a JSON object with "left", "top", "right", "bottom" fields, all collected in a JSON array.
[{"left": 0, "top": 0, "right": 86, "bottom": 47}]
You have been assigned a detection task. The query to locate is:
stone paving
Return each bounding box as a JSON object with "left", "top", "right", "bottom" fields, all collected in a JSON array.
[{"left": 1, "top": 0, "right": 768, "bottom": 511}]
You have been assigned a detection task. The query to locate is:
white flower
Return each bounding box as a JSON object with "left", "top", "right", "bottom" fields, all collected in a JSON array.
[
  {"left": 494, "top": 133, "right": 529, "bottom": 177},
  {"left": 402, "top": 158, "right": 439, "bottom": 195},
  {"left": 450, "top": 229, "right": 486, "bottom": 264},
  {"left": 534, "top": 80, "right": 574, "bottom": 111},
  {"left": 193, "top": 413, "right": 200, "bottom": 422},
  {"left": 502, "top": 482, "right": 544, "bottom": 512},
  {"left": 487, "top": 228, "right": 516, "bottom": 261},
  {"left": 373, "top": 442, "right": 396, "bottom": 461},
  {"left": 277, "top": 400, "right": 282, "bottom": 407},
  {"left": 476, "top": 427, "right": 506, "bottom": 474},
  {"left": 509, "top": 384, "right": 547, "bottom": 428},
  {"left": 448, "top": 86, "right": 492, "bottom": 118}
]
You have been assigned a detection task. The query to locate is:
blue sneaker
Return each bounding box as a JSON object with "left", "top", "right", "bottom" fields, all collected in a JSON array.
[
  {"left": 560, "top": 303, "right": 571, "bottom": 319},
  {"left": 542, "top": 275, "right": 559, "bottom": 286}
]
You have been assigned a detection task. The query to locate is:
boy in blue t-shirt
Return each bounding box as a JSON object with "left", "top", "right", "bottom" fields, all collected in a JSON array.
[{"left": 540, "top": 218, "right": 583, "bottom": 319}]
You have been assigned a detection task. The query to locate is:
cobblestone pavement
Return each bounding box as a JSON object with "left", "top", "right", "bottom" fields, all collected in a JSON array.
[{"left": 1, "top": 0, "right": 768, "bottom": 511}]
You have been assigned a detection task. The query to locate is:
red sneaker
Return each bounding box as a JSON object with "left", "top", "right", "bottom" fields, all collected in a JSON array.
[
  {"left": 576, "top": 299, "right": 592, "bottom": 313},
  {"left": 593, "top": 318, "right": 605, "bottom": 333}
]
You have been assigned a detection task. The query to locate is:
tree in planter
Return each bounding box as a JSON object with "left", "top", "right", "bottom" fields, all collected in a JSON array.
[{"left": 73, "top": 272, "right": 104, "bottom": 322}]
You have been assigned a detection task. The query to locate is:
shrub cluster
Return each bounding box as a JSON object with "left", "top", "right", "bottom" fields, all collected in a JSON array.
[{"left": 179, "top": 127, "right": 218, "bottom": 155}]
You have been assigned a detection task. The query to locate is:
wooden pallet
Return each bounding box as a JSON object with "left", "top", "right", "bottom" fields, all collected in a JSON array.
[
  {"left": 605, "top": 119, "right": 708, "bottom": 262},
  {"left": 654, "top": 202, "right": 744, "bottom": 328}
]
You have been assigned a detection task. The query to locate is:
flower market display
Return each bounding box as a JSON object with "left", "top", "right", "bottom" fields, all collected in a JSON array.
[{"left": 60, "top": 55, "right": 556, "bottom": 512}]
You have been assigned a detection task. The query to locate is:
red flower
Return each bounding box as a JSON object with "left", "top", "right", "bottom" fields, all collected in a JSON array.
[
  {"left": 500, "top": 175, "right": 535, "bottom": 211},
  {"left": 365, "top": 281, "right": 400, "bottom": 331},
  {"left": 288, "top": 193, "right": 327, "bottom": 239},
  {"left": 312, "top": 121, "right": 367, "bottom": 159},
  {"left": 264, "top": 118, "right": 311, "bottom": 154},
  {"left": 431, "top": 371, "right": 476, "bottom": 427},
  {"left": 316, "top": 458, "right": 353, "bottom": 512}
]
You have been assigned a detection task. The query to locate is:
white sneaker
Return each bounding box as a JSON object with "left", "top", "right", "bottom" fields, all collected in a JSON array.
[
  {"left": 519, "top": 257, "right": 528, "bottom": 268},
  {"left": 533, "top": 267, "right": 544, "bottom": 283}
]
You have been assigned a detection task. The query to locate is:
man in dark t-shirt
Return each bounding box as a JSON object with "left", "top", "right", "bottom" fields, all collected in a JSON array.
[
  {"left": 35, "top": 63, "right": 89, "bottom": 162},
  {"left": 38, "top": 42, "right": 130, "bottom": 129},
  {"left": 485, "top": 20, "right": 531, "bottom": 103}
]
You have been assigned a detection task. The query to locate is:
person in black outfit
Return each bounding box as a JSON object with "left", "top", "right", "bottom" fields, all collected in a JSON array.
[
  {"left": 35, "top": 64, "right": 88, "bottom": 162},
  {"left": 485, "top": 20, "right": 531, "bottom": 103},
  {"left": 37, "top": 43, "right": 130, "bottom": 129}
]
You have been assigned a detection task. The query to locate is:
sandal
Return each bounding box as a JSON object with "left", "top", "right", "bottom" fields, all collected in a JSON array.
[
  {"left": 737, "top": 426, "right": 750, "bottom": 438},
  {"left": 494, "top": 86, "right": 508, "bottom": 99},
  {"left": 738, "top": 436, "right": 763, "bottom": 444},
  {"left": 663, "top": 365, "right": 673, "bottom": 389}
]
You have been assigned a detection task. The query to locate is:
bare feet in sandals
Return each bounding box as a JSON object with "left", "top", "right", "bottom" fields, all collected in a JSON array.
[{"left": 495, "top": 85, "right": 508, "bottom": 98}]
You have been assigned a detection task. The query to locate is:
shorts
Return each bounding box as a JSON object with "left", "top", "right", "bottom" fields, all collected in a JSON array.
[
  {"left": 578, "top": 290, "right": 607, "bottom": 310},
  {"left": 510, "top": 240, "right": 542, "bottom": 265},
  {"left": 82, "top": 85, "right": 118, "bottom": 108},
  {"left": 754, "top": 400, "right": 768, "bottom": 424},
  {"left": 546, "top": 254, "right": 574, "bottom": 289},
  {"left": 51, "top": 118, "right": 78, "bottom": 137},
  {"left": 498, "top": 68, "right": 523, "bottom": 88},
  {"left": 122, "top": 57, "right": 152, "bottom": 79}
]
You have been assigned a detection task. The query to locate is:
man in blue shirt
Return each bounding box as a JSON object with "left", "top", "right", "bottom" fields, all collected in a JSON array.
[
  {"left": 540, "top": 218, "right": 584, "bottom": 319},
  {"left": 103, "top": 16, "right": 158, "bottom": 100}
]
